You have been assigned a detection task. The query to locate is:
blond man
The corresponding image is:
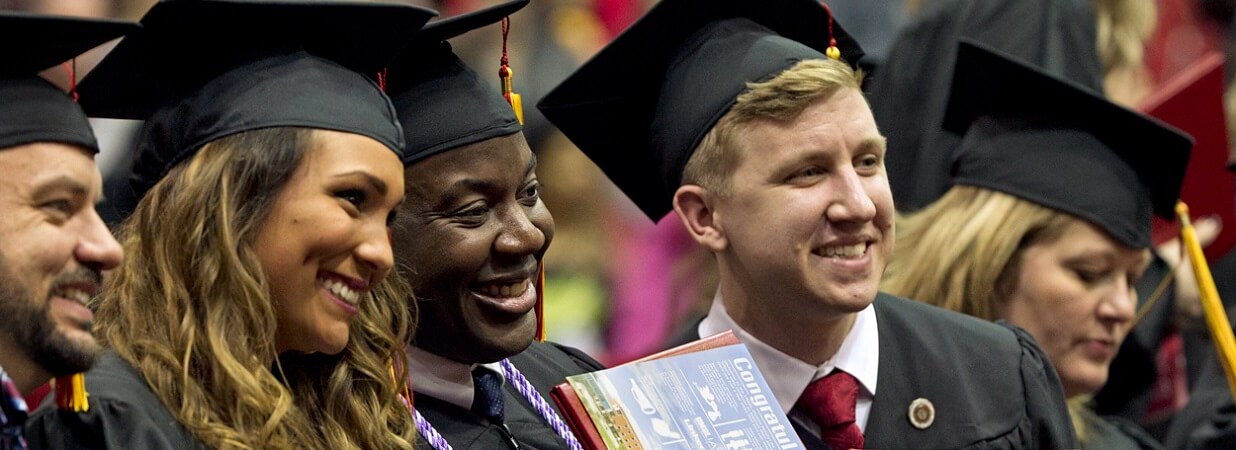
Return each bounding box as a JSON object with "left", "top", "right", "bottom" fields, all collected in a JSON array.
[{"left": 540, "top": 0, "right": 1078, "bottom": 448}]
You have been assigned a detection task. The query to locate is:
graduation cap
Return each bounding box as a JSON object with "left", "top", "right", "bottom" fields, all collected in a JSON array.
[
  {"left": 387, "top": 0, "right": 528, "bottom": 165},
  {"left": 0, "top": 12, "right": 138, "bottom": 152},
  {"left": 538, "top": 0, "right": 864, "bottom": 221},
  {"left": 944, "top": 40, "right": 1193, "bottom": 249},
  {"left": 77, "top": 0, "right": 437, "bottom": 198}
]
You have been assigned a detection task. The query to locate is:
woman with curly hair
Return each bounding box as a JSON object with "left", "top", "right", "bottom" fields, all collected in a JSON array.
[{"left": 26, "top": 0, "right": 436, "bottom": 448}]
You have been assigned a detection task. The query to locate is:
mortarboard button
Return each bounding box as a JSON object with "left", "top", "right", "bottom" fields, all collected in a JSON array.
[{"left": 908, "top": 398, "right": 935, "bottom": 430}]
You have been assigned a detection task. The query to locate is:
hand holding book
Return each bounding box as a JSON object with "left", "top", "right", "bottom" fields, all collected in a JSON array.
[{"left": 552, "top": 332, "right": 806, "bottom": 450}]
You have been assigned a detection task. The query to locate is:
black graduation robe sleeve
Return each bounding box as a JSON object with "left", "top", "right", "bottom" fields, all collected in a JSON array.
[
  {"left": 1076, "top": 408, "right": 1164, "bottom": 450},
  {"left": 1003, "top": 323, "right": 1081, "bottom": 449},
  {"left": 1160, "top": 249, "right": 1236, "bottom": 450},
  {"left": 1161, "top": 349, "right": 1236, "bottom": 450},
  {"left": 24, "top": 352, "right": 204, "bottom": 450}
]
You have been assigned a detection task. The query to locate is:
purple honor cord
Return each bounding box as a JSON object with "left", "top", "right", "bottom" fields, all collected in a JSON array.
[{"left": 412, "top": 359, "right": 584, "bottom": 450}]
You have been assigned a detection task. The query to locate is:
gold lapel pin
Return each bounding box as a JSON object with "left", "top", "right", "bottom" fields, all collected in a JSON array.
[{"left": 908, "top": 398, "right": 935, "bottom": 430}]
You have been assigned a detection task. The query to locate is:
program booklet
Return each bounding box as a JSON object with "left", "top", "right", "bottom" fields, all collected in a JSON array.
[{"left": 561, "top": 342, "right": 803, "bottom": 450}]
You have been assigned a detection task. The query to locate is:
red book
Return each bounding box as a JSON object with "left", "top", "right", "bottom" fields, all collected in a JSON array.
[
  {"left": 1142, "top": 52, "right": 1236, "bottom": 260},
  {"left": 551, "top": 331, "right": 740, "bottom": 450}
]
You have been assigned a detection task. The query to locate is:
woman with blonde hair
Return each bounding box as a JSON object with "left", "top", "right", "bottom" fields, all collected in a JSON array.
[
  {"left": 26, "top": 0, "right": 435, "bottom": 448},
  {"left": 883, "top": 41, "right": 1191, "bottom": 449}
]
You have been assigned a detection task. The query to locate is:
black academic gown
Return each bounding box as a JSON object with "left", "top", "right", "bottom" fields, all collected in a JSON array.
[
  {"left": 24, "top": 352, "right": 205, "bottom": 450},
  {"left": 413, "top": 341, "right": 604, "bottom": 450},
  {"left": 1160, "top": 250, "right": 1236, "bottom": 450},
  {"left": 1162, "top": 347, "right": 1236, "bottom": 450},
  {"left": 867, "top": 0, "right": 1104, "bottom": 211},
  {"left": 667, "top": 293, "right": 1078, "bottom": 449},
  {"left": 1077, "top": 408, "right": 1163, "bottom": 450}
]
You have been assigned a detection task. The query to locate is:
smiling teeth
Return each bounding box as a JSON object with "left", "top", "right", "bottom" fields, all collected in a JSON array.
[
  {"left": 822, "top": 243, "right": 867, "bottom": 258},
  {"left": 54, "top": 288, "right": 91, "bottom": 306},
  {"left": 477, "top": 280, "right": 530, "bottom": 298},
  {"left": 320, "top": 278, "right": 360, "bottom": 304}
]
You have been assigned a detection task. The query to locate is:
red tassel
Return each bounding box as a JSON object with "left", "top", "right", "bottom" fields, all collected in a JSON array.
[{"left": 60, "top": 59, "right": 79, "bottom": 102}]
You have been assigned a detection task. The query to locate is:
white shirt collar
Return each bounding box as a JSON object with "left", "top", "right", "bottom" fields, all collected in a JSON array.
[
  {"left": 698, "top": 291, "right": 879, "bottom": 414},
  {"left": 406, "top": 346, "right": 506, "bottom": 410}
]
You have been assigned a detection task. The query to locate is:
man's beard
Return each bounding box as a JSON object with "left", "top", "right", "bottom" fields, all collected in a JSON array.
[{"left": 0, "top": 260, "right": 102, "bottom": 377}]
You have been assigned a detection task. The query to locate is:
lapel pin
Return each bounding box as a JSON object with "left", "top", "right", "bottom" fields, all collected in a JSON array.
[{"left": 908, "top": 398, "right": 935, "bottom": 430}]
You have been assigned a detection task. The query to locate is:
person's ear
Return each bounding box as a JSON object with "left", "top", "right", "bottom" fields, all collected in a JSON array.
[{"left": 673, "top": 185, "right": 727, "bottom": 252}]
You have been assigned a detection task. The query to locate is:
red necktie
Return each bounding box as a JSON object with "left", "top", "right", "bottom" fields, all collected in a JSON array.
[{"left": 796, "top": 370, "right": 864, "bottom": 450}]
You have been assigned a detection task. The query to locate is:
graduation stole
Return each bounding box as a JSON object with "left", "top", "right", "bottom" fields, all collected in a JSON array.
[{"left": 412, "top": 359, "right": 582, "bottom": 450}]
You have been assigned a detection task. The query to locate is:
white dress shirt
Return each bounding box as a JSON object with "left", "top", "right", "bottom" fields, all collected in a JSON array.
[
  {"left": 698, "top": 292, "right": 879, "bottom": 436},
  {"left": 405, "top": 346, "right": 506, "bottom": 410}
]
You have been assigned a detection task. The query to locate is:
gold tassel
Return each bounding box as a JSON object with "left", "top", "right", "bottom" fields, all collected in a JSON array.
[
  {"left": 390, "top": 360, "right": 414, "bottom": 411},
  {"left": 1178, "top": 201, "right": 1236, "bottom": 397},
  {"left": 500, "top": 65, "right": 524, "bottom": 125},
  {"left": 53, "top": 373, "right": 89, "bottom": 412}
]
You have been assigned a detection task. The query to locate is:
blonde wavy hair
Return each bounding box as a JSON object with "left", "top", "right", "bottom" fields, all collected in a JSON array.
[
  {"left": 882, "top": 185, "right": 1073, "bottom": 320},
  {"left": 1093, "top": 0, "right": 1157, "bottom": 105},
  {"left": 1093, "top": 0, "right": 1156, "bottom": 76},
  {"left": 95, "top": 128, "right": 417, "bottom": 449},
  {"left": 682, "top": 58, "right": 864, "bottom": 196}
]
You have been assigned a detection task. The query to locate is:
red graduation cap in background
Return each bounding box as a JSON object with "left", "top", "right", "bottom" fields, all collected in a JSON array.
[{"left": 1144, "top": 52, "right": 1236, "bottom": 261}]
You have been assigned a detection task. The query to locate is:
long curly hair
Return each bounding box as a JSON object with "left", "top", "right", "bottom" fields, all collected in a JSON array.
[{"left": 95, "top": 127, "right": 417, "bottom": 449}]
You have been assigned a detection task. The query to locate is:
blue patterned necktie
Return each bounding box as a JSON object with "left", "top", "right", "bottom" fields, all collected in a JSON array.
[
  {"left": 471, "top": 367, "right": 505, "bottom": 422},
  {"left": 0, "top": 366, "right": 28, "bottom": 450},
  {"left": 472, "top": 367, "right": 521, "bottom": 449}
]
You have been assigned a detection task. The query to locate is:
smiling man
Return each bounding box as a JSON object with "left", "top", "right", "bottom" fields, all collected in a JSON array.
[
  {"left": 540, "top": 0, "right": 1077, "bottom": 448},
  {"left": 385, "top": 2, "right": 603, "bottom": 448},
  {"left": 0, "top": 12, "right": 131, "bottom": 450}
]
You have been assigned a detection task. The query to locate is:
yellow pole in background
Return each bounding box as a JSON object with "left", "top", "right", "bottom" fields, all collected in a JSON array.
[{"left": 1178, "top": 201, "right": 1236, "bottom": 398}]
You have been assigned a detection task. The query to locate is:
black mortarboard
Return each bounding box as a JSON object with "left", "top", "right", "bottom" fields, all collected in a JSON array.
[
  {"left": 538, "top": 0, "right": 863, "bottom": 221},
  {"left": 0, "top": 12, "right": 137, "bottom": 152},
  {"left": 944, "top": 40, "right": 1192, "bottom": 248},
  {"left": 387, "top": 0, "right": 528, "bottom": 165},
  {"left": 77, "top": 0, "right": 437, "bottom": 197}
]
